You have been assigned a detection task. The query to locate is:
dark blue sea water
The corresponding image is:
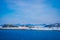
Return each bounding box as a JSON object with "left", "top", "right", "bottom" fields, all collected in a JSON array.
[{"left": 0, "top": 30, "right": 60, "bottom": 40}]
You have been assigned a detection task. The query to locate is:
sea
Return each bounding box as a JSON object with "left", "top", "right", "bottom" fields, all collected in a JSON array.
[{"left": 0, "top": 30, "right": 60, "bottom": 40}]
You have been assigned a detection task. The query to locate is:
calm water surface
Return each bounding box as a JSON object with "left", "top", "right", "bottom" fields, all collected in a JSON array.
[{"left": 0, "top": 30, "right": 60, "bottom": 40}]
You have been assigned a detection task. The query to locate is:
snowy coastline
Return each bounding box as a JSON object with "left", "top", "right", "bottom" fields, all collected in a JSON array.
[{"left": 0, "top": 26, "right": 60, "bottom": 30}]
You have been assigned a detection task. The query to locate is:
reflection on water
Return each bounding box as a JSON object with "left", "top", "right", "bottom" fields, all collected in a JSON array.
[{"left": 0, "top": 30, "right": 60, "bottom": 40}]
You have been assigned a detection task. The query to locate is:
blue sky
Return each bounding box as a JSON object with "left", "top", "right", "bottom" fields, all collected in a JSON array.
[{"left": 0, "top": 0, "right": 60, "bottom": 24}]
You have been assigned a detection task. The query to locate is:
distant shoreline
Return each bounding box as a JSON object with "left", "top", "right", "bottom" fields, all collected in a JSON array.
[{"left": 0, "top": 27, "right": 60, "bottom": 30}]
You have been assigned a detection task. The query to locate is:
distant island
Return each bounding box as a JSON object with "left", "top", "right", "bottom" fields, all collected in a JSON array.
[{"left": 0, "top": 23, "right": 60, "bottom": 30}]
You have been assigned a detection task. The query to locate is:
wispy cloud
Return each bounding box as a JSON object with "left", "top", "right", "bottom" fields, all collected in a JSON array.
[{"left": 0, "top": 0, "right": 60, "bottom": 24}]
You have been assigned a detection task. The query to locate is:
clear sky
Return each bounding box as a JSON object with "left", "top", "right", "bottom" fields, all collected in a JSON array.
[{"left": 0, "top": 0, "right": 60, "bottom": 24}]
